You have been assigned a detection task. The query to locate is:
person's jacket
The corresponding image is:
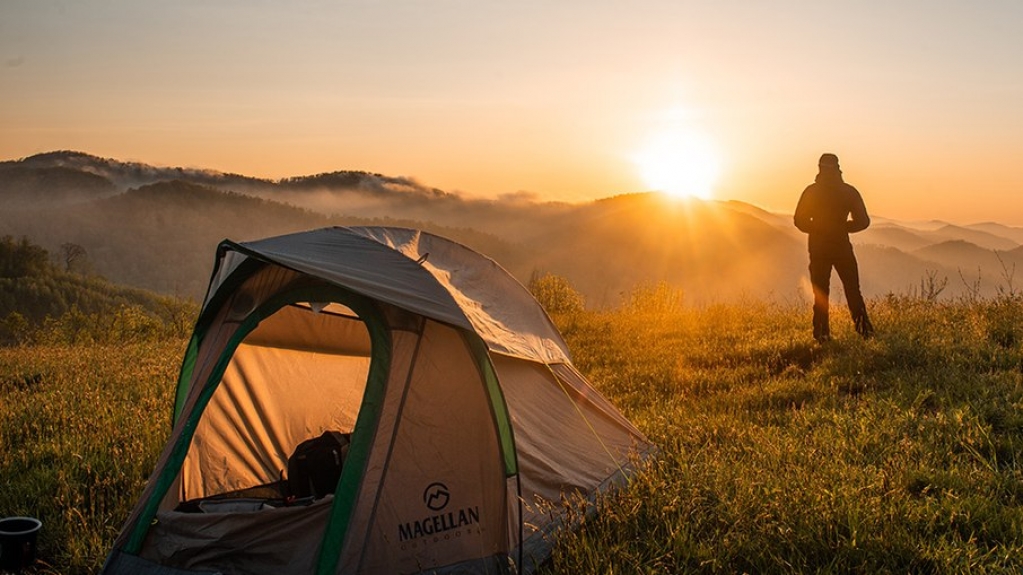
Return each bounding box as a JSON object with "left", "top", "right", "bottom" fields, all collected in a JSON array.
[{"left": 793, "top": 170, "right": 869, "bottom": 250}]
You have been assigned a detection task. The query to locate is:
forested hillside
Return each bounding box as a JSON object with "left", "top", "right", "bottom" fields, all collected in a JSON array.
[
  {"left": 0, "top": 236, "right": 196, "bottom": 345},
  {"left": 5, "top": 150, "right": 1023, "bottom": 306}
]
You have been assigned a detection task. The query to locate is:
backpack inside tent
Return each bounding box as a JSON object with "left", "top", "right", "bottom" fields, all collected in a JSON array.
[{"left": 101, "top": 226, "right": 652, "bottom": 575}]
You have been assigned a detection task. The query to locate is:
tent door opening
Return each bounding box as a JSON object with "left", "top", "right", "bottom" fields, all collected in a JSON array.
[
  {"left": 124, "top": 285, "right": 392, "bottom": 574},
  {"left": 179, "top": 297, "right": 375, "bottom": 507}
]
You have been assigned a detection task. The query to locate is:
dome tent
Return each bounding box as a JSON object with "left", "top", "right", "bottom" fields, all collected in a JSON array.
[{"left": 102, "top": 226, "right": 651, "bottom": 575}]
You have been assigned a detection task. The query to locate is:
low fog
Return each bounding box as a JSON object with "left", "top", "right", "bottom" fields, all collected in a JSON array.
[{"left": 3, "top": 151, "right": 1023, "bottom": 307}]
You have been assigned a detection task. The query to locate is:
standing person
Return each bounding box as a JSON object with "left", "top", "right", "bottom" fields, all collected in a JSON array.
[{"left": 794, "top": 153, "right": 875, "bottom": 342}]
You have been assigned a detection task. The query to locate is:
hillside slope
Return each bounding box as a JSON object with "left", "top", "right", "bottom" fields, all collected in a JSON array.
[
  {"left": 2, "top": 150, "right": 1021, "bottom": 304},
  {"left": 0, "top": 236, "right": 195, "bottom": 343}
]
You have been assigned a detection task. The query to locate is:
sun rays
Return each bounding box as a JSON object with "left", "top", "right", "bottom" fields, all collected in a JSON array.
[{"left": 630, "top": 107, "right": 722, "bottom": 201}]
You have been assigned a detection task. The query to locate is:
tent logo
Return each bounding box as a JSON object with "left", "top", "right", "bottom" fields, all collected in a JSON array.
[
  {"left": 398, "top": 483, "right": 481, "bottom": 543},
  {"left": 423, "top": 482, "right": 450, "bottom": 511}
]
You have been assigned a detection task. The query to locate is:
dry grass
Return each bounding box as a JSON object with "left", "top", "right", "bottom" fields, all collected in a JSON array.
[
  {"left": 2, "top": 293, "right": 1023, "bottom": 573},
  {"left": 544, "top": 295, "right": 1023, "bottom": 574}
]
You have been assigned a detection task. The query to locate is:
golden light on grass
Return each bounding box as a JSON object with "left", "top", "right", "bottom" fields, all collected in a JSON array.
[
  {"left": 631, "top": 124, "right": 721, "bottom": 201},
  {"left": 6, "top": 294, "right": 1023, "bottom": 573}
]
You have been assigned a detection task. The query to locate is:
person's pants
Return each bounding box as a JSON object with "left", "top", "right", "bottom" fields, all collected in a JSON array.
[{"left": 809, "top": 242, "right": 873, "bottom": 341}]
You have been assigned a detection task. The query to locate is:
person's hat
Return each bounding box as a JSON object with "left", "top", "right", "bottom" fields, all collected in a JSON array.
[{"left": 818, "top": 153, "right": 840, "bottom": 168}]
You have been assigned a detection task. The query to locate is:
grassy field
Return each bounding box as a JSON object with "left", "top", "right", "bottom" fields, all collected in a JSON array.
[
  {"left": 544, "top": 294, "right": 1023, "bottom": 574},
  {"left": 2, "top": 294, "right": 1022, "bottom": 573},
  {"left": 0, "top": 340, "right": 185, "bottom": 573}
]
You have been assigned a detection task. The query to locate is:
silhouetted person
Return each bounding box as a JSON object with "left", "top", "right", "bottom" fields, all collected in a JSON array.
[{"left": 794, "top": 153, "right": 874, "bottom": 342}]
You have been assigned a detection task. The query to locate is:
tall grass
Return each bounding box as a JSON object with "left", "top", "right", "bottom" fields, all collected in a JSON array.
[
  {"left": 543, "top": 293, "right": 1023, "bottom": 574},
  {"left": 0, "top": 340, "right": 184, "bottom": 574},
  {"left": 2, "top": 292, "right": 1022, "bottom": 573}
]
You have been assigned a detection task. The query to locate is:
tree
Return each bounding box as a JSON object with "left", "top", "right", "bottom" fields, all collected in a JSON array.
[
  {"left": 1, "top": 311, "right": 30, "bottom": 344},
  {"left": 61, "top": 242, "right": 87, "bottom": 272},
  {"left": 0, "top": 236, "right": 49, "bottom": 278}
]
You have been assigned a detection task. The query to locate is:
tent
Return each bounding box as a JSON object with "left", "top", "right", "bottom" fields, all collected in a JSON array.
[{"left": 102, "top": 226, "right": 652, "bottom": 575}]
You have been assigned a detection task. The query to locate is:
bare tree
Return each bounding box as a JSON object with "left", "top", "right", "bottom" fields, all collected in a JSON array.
[{"left": 61, "top": 242, "right": 87, "bottom": 272}]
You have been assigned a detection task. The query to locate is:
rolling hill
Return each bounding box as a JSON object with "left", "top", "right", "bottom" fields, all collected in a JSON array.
[{"left": 1, "top": 150, "right": 1019, "bottom": 305}]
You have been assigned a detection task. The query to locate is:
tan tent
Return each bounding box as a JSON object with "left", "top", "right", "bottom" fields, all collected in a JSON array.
[{"left": 102, "top": 226, "right": 651, "bottom": 575}]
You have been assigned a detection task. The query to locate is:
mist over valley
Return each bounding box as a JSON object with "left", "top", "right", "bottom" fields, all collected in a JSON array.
[{"left": 3, "top": 150, "right": 1021, "bottom": 306}]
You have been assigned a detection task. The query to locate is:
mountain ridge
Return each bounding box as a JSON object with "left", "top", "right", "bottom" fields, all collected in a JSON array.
[{"left": 2, "top": 150, "right": 1018, "bottom": 304}]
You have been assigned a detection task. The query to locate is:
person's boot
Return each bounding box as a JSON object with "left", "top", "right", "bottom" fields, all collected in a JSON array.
[
  {"left": 813, "top": 315, "right": 830, "bottom": 343},
  {"left": 855, "top": 314, "right": 874, "bottom": 339}
]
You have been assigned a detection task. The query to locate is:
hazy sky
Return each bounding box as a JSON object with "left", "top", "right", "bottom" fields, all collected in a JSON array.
[{"left": 2, "top": 1, "right": 1021, "bottom": 223}]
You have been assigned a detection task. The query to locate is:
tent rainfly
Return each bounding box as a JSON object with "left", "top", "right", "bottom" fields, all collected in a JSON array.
[{"left": 101, "top": 226, "right": 652, "bottom": 575}]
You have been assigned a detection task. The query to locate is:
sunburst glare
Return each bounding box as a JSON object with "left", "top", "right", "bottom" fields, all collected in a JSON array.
[{"left": 631, "top": 122, "right": 722, "bottom": 200}]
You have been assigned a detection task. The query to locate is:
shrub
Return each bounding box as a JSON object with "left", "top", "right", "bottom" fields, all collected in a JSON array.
[
  {"left": 529, "top": 272, "right": 586, "bottom": 314},
  {"left": 624, "top": 281, "right": 685, "bottom": 315}
]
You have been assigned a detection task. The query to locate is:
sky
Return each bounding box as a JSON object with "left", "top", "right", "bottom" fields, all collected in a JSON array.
[{"left": 2, "top": 0, "right": 1021, "bottom": 224}]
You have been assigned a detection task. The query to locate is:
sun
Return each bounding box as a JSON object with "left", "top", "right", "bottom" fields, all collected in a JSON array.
[{"left": 631, "top": 128, "right": 721, "bottom": 200}]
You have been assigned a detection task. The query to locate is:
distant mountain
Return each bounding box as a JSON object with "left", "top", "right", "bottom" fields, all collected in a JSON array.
[
  {"left": 0, "top": 177, "right": 530, "bottom": 299},
  {"left": 929, "top": 224, "right": 1019, "bottom": 251},
  {"left": 7, "top": 150, "right": 268, "bottom": 193},
  {"left": 913, "top": 240, "right": 1007, "bottom": 270},
  {"left": 522, "top": 193, "right": 805, "bottom": 303},
  {"left": 0, "top": 151, "right": 572, "bottom": 239},
  {"left": 910, "top": 240, "right": 1022, "bottom": 290},
  {"left": 0, "top": 163, "right": 117, "bottom": 207},
  {"left": 720, "top": 200, "right": 799, "bottom": 232},
  {"left": 856, "top": 225, "right": 934, "bottom": 252},
  {"left": 1, "top": 180, "right": 322, "bottom": 296},
  {"left": 852, "top": 244, "right": 945, "bottom": 297},
  {"left": 966, "top": 222, "right": 1023, "bottom": 245},
  {"left": 855, "top": 223, "right": 1018, "bottom": 252},
  {"left": 2, "top": 150, "right": 1021, "bottom": 304}
]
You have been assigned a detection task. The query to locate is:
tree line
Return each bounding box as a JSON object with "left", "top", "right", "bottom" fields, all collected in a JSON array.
[{"left": 0, "top": 235, "right": 198, "bottom": 345}]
